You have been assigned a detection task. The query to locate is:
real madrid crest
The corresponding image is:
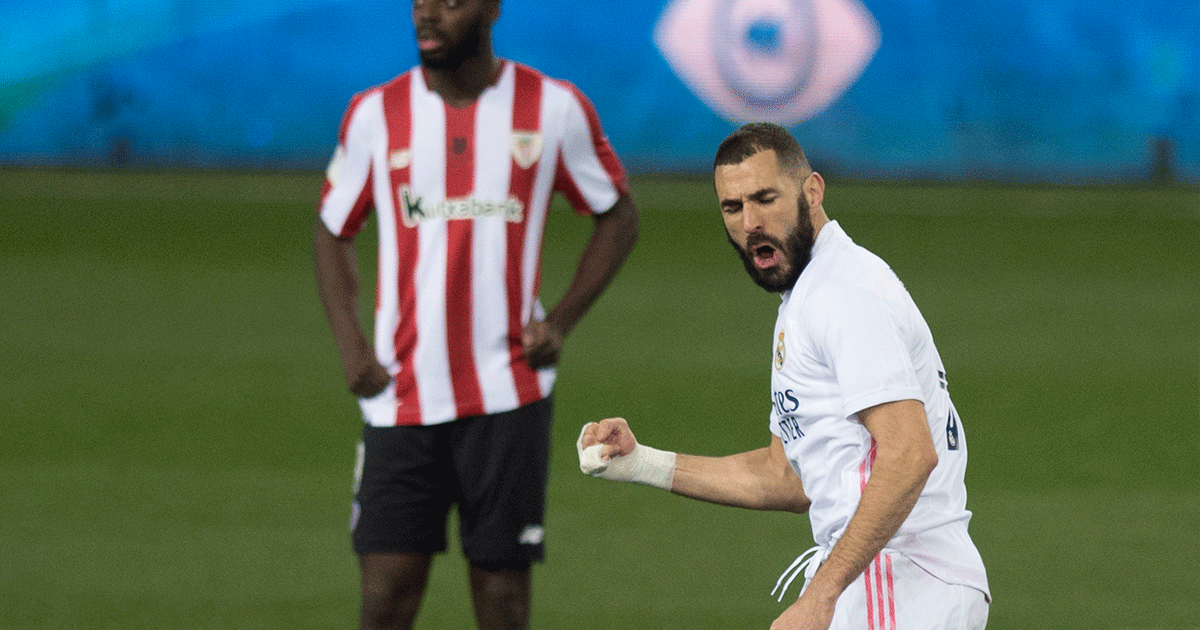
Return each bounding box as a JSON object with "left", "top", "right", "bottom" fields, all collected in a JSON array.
[
  {"left": 774, "top": 330, "right": 786, "bottom": 371},
  {"left": 510, "top": 131, "right": 542, "bottom": 170}
]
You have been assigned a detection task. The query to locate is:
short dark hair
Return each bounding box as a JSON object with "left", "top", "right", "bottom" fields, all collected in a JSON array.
[{"left": 713, "top": 122, "right": 811, "bottom": 180}]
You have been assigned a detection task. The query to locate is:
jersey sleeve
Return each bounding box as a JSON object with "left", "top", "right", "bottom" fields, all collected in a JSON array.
[
  {"left": 550, "top": 80, "right": 629, "bottom": 216},
  {"left": 318, "top": 90, "right": 378, "bottom": 238},
  {"left": 808, "top": 279, "right": 924, "bottom": 419}
]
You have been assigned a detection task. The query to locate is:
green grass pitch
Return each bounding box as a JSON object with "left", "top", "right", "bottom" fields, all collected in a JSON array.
[{"left": 1, "top": 168, "right": 1197, "bottom": 629}]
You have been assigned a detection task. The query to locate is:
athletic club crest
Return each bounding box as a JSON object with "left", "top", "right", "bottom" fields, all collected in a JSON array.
[
  {"left": 774, "top": 330, "right": 786, "bottom": 370},
  {"left": 510, "top": 131, "right": 542, "bottom": 170}
]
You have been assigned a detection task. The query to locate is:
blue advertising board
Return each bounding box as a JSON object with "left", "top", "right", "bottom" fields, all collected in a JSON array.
[{"left": 1, "top": 0, "right": 1196, "bottom": 182}]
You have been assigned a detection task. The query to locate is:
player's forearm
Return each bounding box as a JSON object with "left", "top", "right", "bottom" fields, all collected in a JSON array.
[
  {"left": 545, "top": 194, "right": 638, "bottom": 335},
  {"left": 313, "top": 220, "right": 374, "bottom": 370},
  {"left": 672, "top": 448, "right": 809, "bottom": 513}
]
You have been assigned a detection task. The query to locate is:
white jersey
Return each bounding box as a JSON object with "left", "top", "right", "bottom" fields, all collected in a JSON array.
[
  {"left": 769, "top": 221, "right": 989, "bottom": 600},
  {"left": 320, "top": 60, "right": 628, "bottom": 426}
]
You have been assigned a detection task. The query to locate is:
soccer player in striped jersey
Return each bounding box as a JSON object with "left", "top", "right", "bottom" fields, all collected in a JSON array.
[
  {"left": 577, "top": 124, "right": 989, "bottom": 629},
  {"left": 314, "top": 0, "right": 638, "bottom": 628}
]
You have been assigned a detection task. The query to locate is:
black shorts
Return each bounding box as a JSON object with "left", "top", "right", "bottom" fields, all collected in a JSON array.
[{"left": 351, "top": 396, "right": 552, "bottom": 566}]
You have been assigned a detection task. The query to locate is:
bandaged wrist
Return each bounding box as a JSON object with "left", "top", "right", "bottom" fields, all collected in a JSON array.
[{"left": 578, "top": 437, "right": 676, "bottom": 490}]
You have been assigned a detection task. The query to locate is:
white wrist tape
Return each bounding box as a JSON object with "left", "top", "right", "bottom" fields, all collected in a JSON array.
[{"left": 576, "top": 426, "right": 676, "bottom": 490}]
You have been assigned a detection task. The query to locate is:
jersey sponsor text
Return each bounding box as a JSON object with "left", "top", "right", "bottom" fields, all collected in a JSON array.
[
  {"left": 776, "top": 414, "right": 805, "bottom": 445},
  {"left": 399, "top": 187, "right": 524, "bottom": 226}
]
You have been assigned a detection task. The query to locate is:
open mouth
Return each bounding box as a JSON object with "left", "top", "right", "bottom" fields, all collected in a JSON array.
[{"left": 752, "top": 242, "right": 780, "bottom": 270}]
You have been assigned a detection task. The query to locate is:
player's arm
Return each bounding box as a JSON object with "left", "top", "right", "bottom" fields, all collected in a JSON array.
[
  {"left": 672, "top": 436, "right": 810, "bottom": 513},
  {"left": 313, "top": 221, "right": 390, "bottom": 398},
  {"left": 523, "top": 193, "right": 638, "bottom": 368},
  {"left": 577, "top": 418, "right": 810, "bottom": 514},
  {"left": 772, "top": 398, "right": 936, "bottom": 630}
]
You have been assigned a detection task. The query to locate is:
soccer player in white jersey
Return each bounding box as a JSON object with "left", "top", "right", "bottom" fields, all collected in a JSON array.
[
  {"left": 314, "top": 0, "right": 638, "bottom": 628},
  {"left": 577, "top": 123, "right": 989, "bottom": 630}
]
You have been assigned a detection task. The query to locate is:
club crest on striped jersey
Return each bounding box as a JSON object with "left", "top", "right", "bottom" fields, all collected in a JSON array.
[
  {"left": 510, "top": 131, "right": 542, "bottom": 170},
  {"left": 775, "top": 330, "right": 786, "bottom": 370}
]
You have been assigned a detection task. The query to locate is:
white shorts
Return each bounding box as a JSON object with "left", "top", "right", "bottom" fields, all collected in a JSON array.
[{"left": 815, "top": 551, "right": 989, "bottom": 630}]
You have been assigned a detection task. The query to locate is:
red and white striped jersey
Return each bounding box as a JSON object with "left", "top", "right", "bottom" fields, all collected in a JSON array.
[{"left": 319, "top": 60, "right": 629, "bottom": 426}]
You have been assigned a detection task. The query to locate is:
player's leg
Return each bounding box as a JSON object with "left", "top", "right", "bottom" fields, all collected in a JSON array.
[
  {"left": 451, "top": 396, "right": 553, "bottom": 630},
  {"left": 352, "top": 423, "right": 455, "bottom": 630},
  {"left": 468, "top": 561, "right": 532, "bottom": 630},
  {"left": 358, "top": 552, "right": 433, "bottom": 630}
]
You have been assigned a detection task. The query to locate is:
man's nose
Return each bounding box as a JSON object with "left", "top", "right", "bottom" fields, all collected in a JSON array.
[{"left": 741, "top": 204, "right": 764, "bottom": 233}]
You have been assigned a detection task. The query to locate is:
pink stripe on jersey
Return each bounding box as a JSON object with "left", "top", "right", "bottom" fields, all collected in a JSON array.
[
  {"left": 383, "top": 74, "right": 422, "bottom": 425},
  {"left": 865, "top": 563, "right": 877, "bottom": 630},
  {"left": 860, "top": 438, "right": 891, "bottom": 629},
  {"left": 863, "top": 554, "right": 897, "bottom": 630},
  {"left": 443, "top": 102, "right": 485, "bottom": 419},
  {"left": 885, "top": 554, "right": 897, "bottom": 629},
  {"left": 859, "top": 438, "right": 878, "bottom": 492},
  {"left": 874, "top": 556, "right": 887, "bottom": 629},
  {"left": 506, "top": 64, "right": 544, "bottom": 405}
]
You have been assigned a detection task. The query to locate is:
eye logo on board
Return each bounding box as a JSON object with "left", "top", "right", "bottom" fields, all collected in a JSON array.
[{"left": 654, "top": 0, "right": 880, "bottom": 126}]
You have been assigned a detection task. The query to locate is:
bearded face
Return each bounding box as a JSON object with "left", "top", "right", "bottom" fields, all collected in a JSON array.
[
  {"left": 715, "top": 149, "right": 819, "bottom": 294},
  {"left": 414, "top": 0, "right": 493, "bottom": 71},
  {"left": 728, "top": 193, "right": 816, "bottom": 293}
]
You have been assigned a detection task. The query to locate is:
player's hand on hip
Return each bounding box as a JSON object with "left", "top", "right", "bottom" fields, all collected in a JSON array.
[
  {"left": 521, "top": 319, "right": 563, "bottom": 369},
  {"left": 348, "top": 361, "right": 391, "bottom": 398}
]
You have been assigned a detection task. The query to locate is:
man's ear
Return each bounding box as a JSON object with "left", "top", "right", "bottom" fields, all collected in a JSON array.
[{"left": 804, "top": 171, "right": 825, "bottom": 211}]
